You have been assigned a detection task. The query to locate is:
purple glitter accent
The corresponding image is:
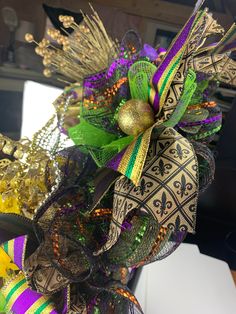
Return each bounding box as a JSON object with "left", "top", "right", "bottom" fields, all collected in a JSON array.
[
  {"left": 84, "top": 80, "right": 105, "bottom": 89},
  {"left": 121, "top": 221, "right": 132, "bottom": 231},
  {"left": 87, "top": 71, "right": 106, "bottom": 81},
  {"left": 83, "top": 71, "right": 107, "bottom": 90},
  {"left": 178, "top": 114, "right": 222, "bottom": 127}
]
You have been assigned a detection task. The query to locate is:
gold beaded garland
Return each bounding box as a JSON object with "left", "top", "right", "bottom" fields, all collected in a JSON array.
[{"left": 117, "top": 99, "right": 155, "bottom": 136}]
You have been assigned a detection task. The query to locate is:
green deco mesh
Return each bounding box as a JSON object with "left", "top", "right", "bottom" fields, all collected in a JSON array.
[
  {"left": 128, "top": 60, "right": 157, "bottom": 102},
  {"left": 89, "top": 135, "right": 134, "bottom": 167},
  {"left": 68, "top": 116, "right": 134, "bottom": 167},
  {"left": 190, "top": 79, "right": 209, "bottom": 105},
  {"left": 107, "top": 214, "right": 159, "bottom": 267}
]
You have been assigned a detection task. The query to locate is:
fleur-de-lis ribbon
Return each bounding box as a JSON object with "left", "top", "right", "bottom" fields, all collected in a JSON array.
[{"left": 97, "top": 128, "right": 198, "bottom": 254}]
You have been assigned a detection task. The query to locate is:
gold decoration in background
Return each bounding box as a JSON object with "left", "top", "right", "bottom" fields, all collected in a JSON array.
[
  {"left": 0, "top": 134, "right": 53, "bottom": 217},
  {"left": 0, "top": 93, "right": 74, "bottom": 218},
  {"left": 118, "top": 99, "right": 155, "bottom": 136},
  {"left": 25, "top": 4, "right": 119, "bottom": 82}
]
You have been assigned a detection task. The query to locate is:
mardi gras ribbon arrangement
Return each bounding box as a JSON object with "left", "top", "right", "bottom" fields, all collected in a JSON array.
[{"left": 0, "top": 1, "right": 236, "bottom": 313}]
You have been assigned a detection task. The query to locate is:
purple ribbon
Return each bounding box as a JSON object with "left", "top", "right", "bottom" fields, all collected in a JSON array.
[{"left": 13, "top": 236, "right": 26, "bottom": 270}]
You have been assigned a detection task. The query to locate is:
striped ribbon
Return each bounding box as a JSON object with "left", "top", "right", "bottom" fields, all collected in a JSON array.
[
  {"left": 2, "top": 273, "right": 57, "bottom": 314},
  {"left": 2, "top": 235, "right": 27, "bottom": 270},
  {"left": 149, "top": 3, "right": 203, "bottom": 114},
  {"left": 1, "top": 236, "right": 58, "bottom": 314},
  {"left": 106, "top": 123, "right": 158, "bottom": 186}
]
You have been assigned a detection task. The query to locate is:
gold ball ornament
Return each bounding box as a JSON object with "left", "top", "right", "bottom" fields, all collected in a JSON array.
[{"left": 117, "top": 99, "right": 155, "bottom": 136}]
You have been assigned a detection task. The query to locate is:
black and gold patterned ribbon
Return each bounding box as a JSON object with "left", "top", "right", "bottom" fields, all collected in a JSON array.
[{"left": 96, "top": 128, "right": 198, "bottom": 254}]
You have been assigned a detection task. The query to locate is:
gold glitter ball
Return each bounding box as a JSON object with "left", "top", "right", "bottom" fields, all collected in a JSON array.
[{"left": 118, "top": 99, "right": 155, "bottom": 136}]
